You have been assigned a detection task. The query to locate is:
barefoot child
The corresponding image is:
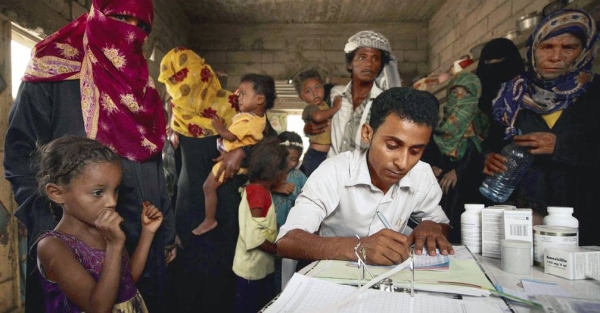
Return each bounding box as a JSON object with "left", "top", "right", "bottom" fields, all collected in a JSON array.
[
  {"left": 192, "top": 73, "right": 276, "bottom": 235},
  {"left": 232, "top": 137, "right": 289, "bottom": 313},
  {"left": 35, "top": 136, "right": 163, "bottom": 312}
]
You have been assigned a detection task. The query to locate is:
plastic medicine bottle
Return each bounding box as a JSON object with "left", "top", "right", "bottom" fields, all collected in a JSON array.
[
  {"left": 543, "top": 206, "right": 579, "bottom": 228},
  {"left": 479, "top": 142, "right": 534, "bottom": 203},
  {"left": 461, "top": 204, "right": 484, "bottom": 253}
]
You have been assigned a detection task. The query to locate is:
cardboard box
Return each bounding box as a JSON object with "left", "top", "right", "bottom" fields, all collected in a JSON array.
[
  {"left": 503, "top": 208, "right": 533, "bottom": 265},
  {"left": 544, "top": 246, "right": 600, "bottom": 280},
  {"left": 481, "top": 206, "right": 506, "bottom": 258},
  {"left": 481, "top": 205, "right": 518, "bottom": 258}
]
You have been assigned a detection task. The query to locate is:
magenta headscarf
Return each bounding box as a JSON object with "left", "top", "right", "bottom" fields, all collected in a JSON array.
[{"left": 23, "top": 0, "right": 165, "bottom": 162}]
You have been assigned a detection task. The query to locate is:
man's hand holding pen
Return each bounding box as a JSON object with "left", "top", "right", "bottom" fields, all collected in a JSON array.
[
  {"left": 343, "top": 210, "right": 455, "bottom": 299},
  {"left": 357, "top": 230, "right": 412, "bottom": 266},
  {"left": 375, "top": 211, "right": 454, "bottom": 264}
]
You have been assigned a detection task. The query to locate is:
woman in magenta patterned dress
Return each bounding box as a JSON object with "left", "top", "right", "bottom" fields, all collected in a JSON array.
[{"left": 3, "top": 0, "right": 176, "bottom": 311}]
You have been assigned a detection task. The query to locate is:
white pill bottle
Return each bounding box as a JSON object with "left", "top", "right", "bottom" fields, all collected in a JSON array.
[
  {"left": 543, "top": 206, "right": 578, "bottom": 228},
  {"left": 461, "top": 204, "right": 484, "bottom": 253}
]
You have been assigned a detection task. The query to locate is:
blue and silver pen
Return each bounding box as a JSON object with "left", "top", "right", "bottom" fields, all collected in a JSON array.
[
  {"left": 410, "top": 247, "right": 415, "bottom": 297},
  {"left": 376, "top": 211, "right": 392, "bottom": 229}
]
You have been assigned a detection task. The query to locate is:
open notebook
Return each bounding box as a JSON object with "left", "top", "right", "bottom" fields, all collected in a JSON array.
[{"left": 303, "top": 245, "right": 494, "bottom": 297}]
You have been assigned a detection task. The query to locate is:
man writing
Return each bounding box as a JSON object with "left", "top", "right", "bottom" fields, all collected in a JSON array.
[{"left": 277, "top": 87, "right": 453, "bottom": 265}]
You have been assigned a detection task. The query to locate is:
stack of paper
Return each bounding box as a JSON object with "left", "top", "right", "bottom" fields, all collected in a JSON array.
[
  {"left": 261, "top": 273, "right": 503, "bottom": 313},
  {"left": 414, "top": 253, "right": 450, "bottom": 271},
  {"left": 345, "top": 252, "right": 449, "bottom": 272}
]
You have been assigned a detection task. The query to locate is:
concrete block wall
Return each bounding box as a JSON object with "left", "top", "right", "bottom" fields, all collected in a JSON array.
[
  {"left": 188, "top": 22, "right": 429, "bottom": 90},
  {"left": 0, "top": 13, "right": 20, "bottom": 313},
  {"left": 428, "top": 0, "right": 554, "bottom": 74}
]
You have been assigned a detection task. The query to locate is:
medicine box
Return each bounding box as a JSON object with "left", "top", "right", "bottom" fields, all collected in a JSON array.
[
  {"left": 503, "top": 208, "right": 533, "bottom": 265},
  {"left": 544, "top": 246, "right": 600, "bottom": 280},
  {"left": 482, "top": 206, "right": 507, "bottom": 258}
]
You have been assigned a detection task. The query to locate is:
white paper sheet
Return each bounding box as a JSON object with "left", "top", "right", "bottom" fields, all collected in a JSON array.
[
  {"left": 261, "top": 273, "right": 504, "bottom": 313},
  {"left": 521, "top": 279, "right": 571, "bottom": 297}
]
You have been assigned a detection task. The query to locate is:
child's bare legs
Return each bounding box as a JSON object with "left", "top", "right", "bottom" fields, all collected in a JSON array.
[{"left": 192, "top": 172, "right": 222, "bottom": 235}]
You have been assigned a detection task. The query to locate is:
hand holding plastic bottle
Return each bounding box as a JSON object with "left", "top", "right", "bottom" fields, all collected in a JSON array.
[{"left": 513, "top": 132, "right": 556, "bottom": 155}]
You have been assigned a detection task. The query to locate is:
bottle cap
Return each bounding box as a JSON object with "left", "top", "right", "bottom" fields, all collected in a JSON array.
[
  {"left": 464, "top": 204, "right": 484, "bottom": 210},
  {"left": 547, "top": 206, "right": 574, "bottom": 214},
  {"left": 501, "top": 239, "right": 531, "bottom": 248}
]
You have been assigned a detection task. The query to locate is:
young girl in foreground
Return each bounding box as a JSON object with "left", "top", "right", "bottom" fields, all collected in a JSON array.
[
  {"left": 232, "top": 137, "right": 289, "bottom": 313},
  {"left": 35, "top": 136, "right": 163, "bottom": 312}
]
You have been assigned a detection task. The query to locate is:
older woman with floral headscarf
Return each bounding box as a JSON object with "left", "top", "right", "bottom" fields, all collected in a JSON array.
[
  {"left": 3, "top": 0, "right": 176, "bottom": 312},
  {"left": 433, "top": 72, "right": 489, "bottom": 243},
  {"left": 483, "top": 9, "right": 600, "bottom": 245},
  {"left": 304, "top": 30, "right": 402, "bottom": 157}
]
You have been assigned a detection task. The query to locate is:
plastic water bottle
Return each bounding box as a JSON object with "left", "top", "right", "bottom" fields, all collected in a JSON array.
[
  {"left": 479, "top": 142, "right": 533, "bottom": 203},
  {"left": 461, "top": 204, "right": 484, "bottom": 253}
]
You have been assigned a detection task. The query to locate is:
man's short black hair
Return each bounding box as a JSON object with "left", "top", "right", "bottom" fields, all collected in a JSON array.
[{"left": 369, "top": 87, "right": 439, "bottom": 133}]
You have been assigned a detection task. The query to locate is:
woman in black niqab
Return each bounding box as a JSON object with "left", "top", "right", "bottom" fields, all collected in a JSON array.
[{"left": 475, "top": 38, "right": 525, "bottom": 118}]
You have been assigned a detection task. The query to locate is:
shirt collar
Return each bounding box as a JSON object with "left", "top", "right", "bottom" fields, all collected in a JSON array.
[
  {"left": 369, "top": 83, "right": 384, "bottom": 99},
  {"left": 345, "top": 150, "right": 411, "bottom": 195},
  {"left": 341, "top": 82, "right": 384, "bottom": 101}
]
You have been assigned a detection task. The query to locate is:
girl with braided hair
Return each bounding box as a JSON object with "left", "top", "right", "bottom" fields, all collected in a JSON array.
[
  {"left": 4, "top": 1, "right": 176, "bottom": 311},
  {"left": 271, "top": 131, "right": 308, "bottom": 293},
  {"left": 34, "top": 136, "right": 163, "bottom": 312}
]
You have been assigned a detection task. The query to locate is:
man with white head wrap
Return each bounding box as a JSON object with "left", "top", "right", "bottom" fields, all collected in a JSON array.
[
  {"left": 344, "top": 30, "right": 402, "bottom": 90},
  {"left": 324, "top": 30, "right": 402, "bottom": 157}
]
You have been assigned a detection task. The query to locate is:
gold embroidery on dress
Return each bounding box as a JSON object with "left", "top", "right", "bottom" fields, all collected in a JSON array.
[
  {"left": 103, "top": 47, "right": 126, "bottom": 69},
  {"left": 24, "top": 56, "right": 80, "bottom": 78},
  {"left": 55, "top": 43, "right": 80, "bottom": 59},
  {"left": 101, "top": 92, "right": 119, "bottom": 114},
  {"left": 88, "top": 52, "right": 98, "bottom": 64},
  {"left": 141, "top": 138, "right": 157, "bottom": 153},
  {"left": 120, "top": 94, "right": 140, "bottom": 113}
]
